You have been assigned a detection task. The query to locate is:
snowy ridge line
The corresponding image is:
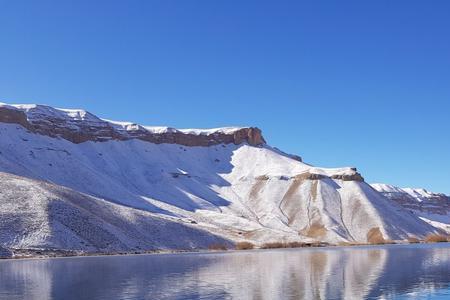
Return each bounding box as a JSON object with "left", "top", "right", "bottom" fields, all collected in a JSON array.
[
  {"left": 371, "top": 183, "right": 450, "bottom": 201},
  {"left": 0, "top": 102, "right": 265, "bottom": 146},
  {"left": 371, "top": 183, "right": 450, "bottom": 232},
  {"left": 1, "top": 100, "right": 447, "bottom": 255},
  {"left": 0, "top": 108, "right": 447, "bottom": 253}
]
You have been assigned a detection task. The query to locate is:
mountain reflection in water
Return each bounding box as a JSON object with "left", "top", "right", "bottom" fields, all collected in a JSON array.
[{"left": 0, "top": 244, "right": 449, "bottom": 300}]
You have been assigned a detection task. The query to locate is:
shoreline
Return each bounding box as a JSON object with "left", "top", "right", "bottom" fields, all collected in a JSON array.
[{"left": 2, "top": 241, "right": 449, "bottom": 262}]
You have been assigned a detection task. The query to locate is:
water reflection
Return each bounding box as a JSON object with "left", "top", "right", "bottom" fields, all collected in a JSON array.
[{"left": 0, "top": 244, "right": 449, "bottom": 300}]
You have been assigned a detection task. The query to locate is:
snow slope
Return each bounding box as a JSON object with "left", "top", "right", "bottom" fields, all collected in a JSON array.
[
  {"left": 0, "top": 245, "right": 12, "bottom": 258},
  {"left": 0, "top": 103, "right": 445, "bottom": 253},
  {"left": 0, "top": 172, "right": 231, "bottom": 252},
  {"left": 372, "top": 183, "right": 450, "bottom": 233}
]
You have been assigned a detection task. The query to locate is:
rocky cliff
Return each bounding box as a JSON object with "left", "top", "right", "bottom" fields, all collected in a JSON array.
[{"left": 0, "top": 103, "right": 265, "bottom": 146}]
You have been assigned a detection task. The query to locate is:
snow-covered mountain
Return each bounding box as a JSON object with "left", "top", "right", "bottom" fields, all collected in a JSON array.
[
  {"left": 371, "top": 183, "right": 450, "bottom": 233},
  {"left": 0, "top": 103, "right": 446, "bottom": 255}
]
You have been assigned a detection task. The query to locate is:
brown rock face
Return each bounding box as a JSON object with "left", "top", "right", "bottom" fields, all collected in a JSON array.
[
  {"left": 330, "top": 173, "right": 364, "bottom": 182},
  {"left": 135, "top": 127, "right": 265, "bottom": 147},
  {"left": 291, "top": 172, "right": 364, "bottom": 182},
  {"left": 293, "top": 173, "right": 327, "bottom": 181},
  {"left": 233, "top": 127, "right": 266, "bottom": 145},
  {"left": 0, "top": 105, "right": 266, "bottom": 147},
  {"left": 0, "top": 107, "right": 31, "bottom": 130}
]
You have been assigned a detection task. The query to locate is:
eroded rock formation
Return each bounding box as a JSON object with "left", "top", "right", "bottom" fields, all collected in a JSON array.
[{"left": 0, "top": 104, "right": 265, "bottom": 146}]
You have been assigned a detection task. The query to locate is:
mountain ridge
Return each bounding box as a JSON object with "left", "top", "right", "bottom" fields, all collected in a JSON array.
[
  {"left": 0, "top": 102, "right": 447, "bottom": 257},
  {"left": 0, "top": 103, "right": 265, "bottom": 146},
  {"left": 372, "top": 183, "right": 450, "bottom": 232}
]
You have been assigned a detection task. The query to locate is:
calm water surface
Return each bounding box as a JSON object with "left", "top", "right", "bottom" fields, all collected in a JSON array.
[{"left": 0, "top": 243, "right": 449, "bottom": 300}]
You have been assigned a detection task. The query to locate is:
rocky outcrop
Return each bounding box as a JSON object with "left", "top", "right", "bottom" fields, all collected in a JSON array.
[
  {"left": 293, "top": 173, "right": 327, "bottom": 181},
  {"left": 0, "top": 106, "right": 31, "bottom": 130},
  {"left": 0, "top": 104, "right": 266, "bottom": 146},
  {"left": 292, "top": 171, "right": 364, "bottom": 182},
  {"left": 136, "top": 127, "right": 265, "bottom": 147},
  {"left": 255, "top": 171, "right": 364, "bottom": 182},
  {"left": 289, "top": 154, "right": 303, "bottom": 162},
  {"left": 331, "top": 173, "right": 364, "bottom": 182},
  {"left": 233, "top": 127, "right": 265, "bottom": 146}
]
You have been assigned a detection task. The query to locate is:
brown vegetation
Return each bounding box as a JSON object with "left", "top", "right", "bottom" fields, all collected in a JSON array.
[
  {"left": 260, "top": 241, "right": 329, "bottom": 249},
  {"left": 208, "top": 244, "right": 228, "bottom": 251},
  {"left": 337, "top": 241, "right": 367, "bottom": 246},
  {"left": 286, "top": 242, "right": 308, "bottom": 248},
  {"left": 424, "top": 234, "right": 449, "bottom": 243},
  {"left": 235, "top": 242, "right": 255, "bottom": 250},
  {"left": 261, "top": 242, "right": 285, "bottom": 249},
  {"left": 406, "top": 237, "right": 421, "bottom": 244},
  {"left": 261, "top": 242, "right": 306, "bottom": 249},
  {"left": 382, "top": 239, "right": 396, "bottom": 244}
]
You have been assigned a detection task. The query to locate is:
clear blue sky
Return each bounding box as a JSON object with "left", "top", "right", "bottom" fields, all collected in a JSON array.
[{"left": 1, "top": 1, "right": 449, "bottom": 193}]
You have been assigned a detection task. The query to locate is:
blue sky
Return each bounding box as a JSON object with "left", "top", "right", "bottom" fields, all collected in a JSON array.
[{"left": 1, "top": 1, "right": 449, "bottom": 193}]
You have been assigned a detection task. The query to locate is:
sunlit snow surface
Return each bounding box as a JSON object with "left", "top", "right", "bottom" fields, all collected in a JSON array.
[
  {"left": 0, "top": 120, "right": 440, "bottom": 251},
  {"left": 372, "top": 183, "right": 450, "bottom": 233},
  {"left": 0, "top": 103, "right": 447, "bottom": 250}
]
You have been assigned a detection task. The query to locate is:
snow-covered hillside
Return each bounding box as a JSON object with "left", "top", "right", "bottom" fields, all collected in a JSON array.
[
  {"left": 372, "top": 183, "right": 450, "bottom": 233},
  {"left": 0, "top": 103, "right": 446, "bottom": 254},
  {"left": 0, "top": 172, "right": 230, "bottom": 253},
  {"left": 0, "top": 244, "right": 12, "bottom": 258}
]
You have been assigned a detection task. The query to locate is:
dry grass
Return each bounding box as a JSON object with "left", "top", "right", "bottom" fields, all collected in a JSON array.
[
  {"left": 406, "top": 237, "right": 421, "bottom": 244},
  {"left": 368, "top": 239, "right": 393, "bottom": 245},
  {"left": 287, "top": 241, "right": 308, "bottom": 248},
  {"left": 208, "top": 244, "right": 228, "bottom": 251},
  {"left": 261, "top": 242, "right": 285, "bottom": 249},
  {"left": 337, "top": 241, "right": 367, "bottom": 246},
  {"left": 382, "top": 239, "right": 396, "bottom": 245},
  {"left": 302, "top": 242, "right": 329, "bottom": 247},
  {"left": 261, "top": 242, "right": 307, "bottom": 249},
  {"left": 424, "top": 234, "right": 449, "bottom": 243},
  {"left": 235, "top": 242, "right": 254, "bottom": 250},
  {"left": 260, "top": 241, "right": 328, "bottom": 249},
  {"left": 339, "top": 239, "right": 396, "bottom": 246}
]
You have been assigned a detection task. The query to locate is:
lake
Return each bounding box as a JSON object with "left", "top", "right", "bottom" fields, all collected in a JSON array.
[{"left": 0, "top": 243, "right": 449, "bottom": 299}]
